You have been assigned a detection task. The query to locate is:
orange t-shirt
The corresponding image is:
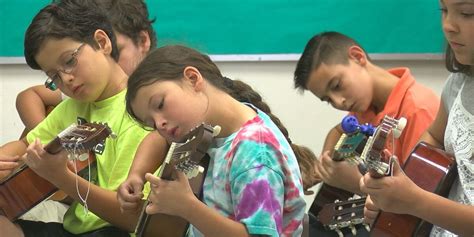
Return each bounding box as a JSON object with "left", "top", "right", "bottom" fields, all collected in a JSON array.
[{"left": 351, "top": 67, "right": 439, "bottom": 163}]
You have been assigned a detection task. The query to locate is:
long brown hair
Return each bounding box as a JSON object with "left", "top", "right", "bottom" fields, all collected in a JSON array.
[
  {"left": 126, "top": 45, "right": 319, "bottom": 192},
  {"left": 445, "top": 44, "right": 472, "bottom": 75}
]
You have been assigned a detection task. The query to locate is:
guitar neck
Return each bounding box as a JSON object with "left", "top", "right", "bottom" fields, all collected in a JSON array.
[
  {"left": 43, "top": 136, "right": 63, "bottom": 154},
  {"left": 362, "top": 116, "right": 406, "bottom": 178}
]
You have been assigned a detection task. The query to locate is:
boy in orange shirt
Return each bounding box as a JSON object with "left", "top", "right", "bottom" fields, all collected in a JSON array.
[
  {"left": 293, "top": 31, "right": 439, "bottom": 236},
  {"left": 294, "top": 31, "right": 439, "bottom": 194}
]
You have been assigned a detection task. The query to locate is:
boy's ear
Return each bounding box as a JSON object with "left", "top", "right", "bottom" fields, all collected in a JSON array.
[
  {"left": 348, "top": 45, "right": 368, "bottom": 66},
  {"left": 93, "top": 29, "right": 113, "bottom": 55},
  {"left": 183, "top": 66, "right": 204, "bottom": 91},
  {"left": 137, "top": 31, "right": 152, "bottom": 54}
]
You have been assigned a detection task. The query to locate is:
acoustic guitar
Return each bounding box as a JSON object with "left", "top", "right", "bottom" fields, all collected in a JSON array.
[
  {"left": 317, "top": 140, "right": 457, "bottom": 237},
  {"left": 135, "top": 123, "right": 218, "bottom": 237},
  {"left": 0, "top": 122, "right": 113, "bottom": 221},
  {"left": 309, "top": 115, "right": 374, "bottom": 217},
  {"left": 361, "top": 115, "right": 457, "bottom": 236}
]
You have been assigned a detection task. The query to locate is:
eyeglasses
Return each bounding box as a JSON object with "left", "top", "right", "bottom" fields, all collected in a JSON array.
[{"left": 44, "top": 43, "right": 85, "bottom": 91}]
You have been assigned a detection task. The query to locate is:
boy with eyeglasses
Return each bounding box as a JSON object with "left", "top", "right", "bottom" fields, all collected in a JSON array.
[
  {"left": 0, "top": 0, "right": 167, "bottom": 236},
  {"left": 15, "top": 0, "right": 156, "bottom": 136},
  {"left": 5, "top": 0, "right": 163, "bottom": 226}
]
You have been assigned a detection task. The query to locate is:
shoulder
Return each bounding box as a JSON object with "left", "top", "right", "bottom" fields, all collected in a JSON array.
[
  {"left": 442, "top": 73, "right": 466, "bottom": 96},
  {"left": 229, "top": 112, "right": 295, "bottom": 172},
  {"left": 441, "top": 73, "right": 467, "bottom": 111}
]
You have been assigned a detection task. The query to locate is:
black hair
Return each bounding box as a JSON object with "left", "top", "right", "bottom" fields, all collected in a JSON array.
[
  {"left": 293, "top": 31, "right": 369, "bottom": 92},
  {"left": 24, "top": 0, "right": 118, "bottom": 70}
]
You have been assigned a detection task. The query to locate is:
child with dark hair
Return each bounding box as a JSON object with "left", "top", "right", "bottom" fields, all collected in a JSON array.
[
  {"left": 294, "top": 31, "right": 439, "bottom": 195},
  {"left": 16, "top": 0, "right": 157, "bottom": 135},
  {"left": 0, "top": 0, "right": 167, "bottom": 236},
  {"left": 117, "top": 45, "right": 314, "bottom": 236}
]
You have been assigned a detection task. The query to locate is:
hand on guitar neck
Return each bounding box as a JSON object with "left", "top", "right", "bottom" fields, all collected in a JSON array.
[
  {"left": 119, "top": 124, "right": 218, "bottom": 237},
  {"left": 315, "top": 151, "right": 365, "bottom": 195},
  {"left": 359, "top": 152, "right": 416, "bottom": 222},
  {"left": 1, "top": 122, "right": 113, "bottom": 221},
  {"left": 358, "top": 116, "right": 462, "bottom": 237},
  {"left": 358, "top": 115, "right": 409, "bottom": 220},
  {"left": 24, "top": 122, "right": 112, "bottom": 182},
  {"left": 315, "top": 115, "right": 375, "bottom": 194}
]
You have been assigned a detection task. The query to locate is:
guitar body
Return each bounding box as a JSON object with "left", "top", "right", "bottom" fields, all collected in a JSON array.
[
  {"left": 371, "top": 142, "right": 458, "bottom": 237},
  {"left": 136, "top": 214, "right": 188, "bottom": 237},
  {"left": 0, "top": 154, "right": 95, "bottom": 220}
]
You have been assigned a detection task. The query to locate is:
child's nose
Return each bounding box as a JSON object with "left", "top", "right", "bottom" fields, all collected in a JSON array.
[
  {"left": 442, "top": 13, "right": 458, "bottom": 34},
  {"left": 59, "top": 72, "right": 74, "bottom": 84},
  {"left": 153, "top": 116, "right": 166, "bottom": 130},
  {"left": 332, "top": 96, "right": 346, "bottom": 110}
]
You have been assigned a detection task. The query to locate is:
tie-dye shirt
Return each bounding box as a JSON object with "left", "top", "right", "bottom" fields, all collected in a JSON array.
[{"left": 188, "top": 105, "right": 306, "bottom": 237}]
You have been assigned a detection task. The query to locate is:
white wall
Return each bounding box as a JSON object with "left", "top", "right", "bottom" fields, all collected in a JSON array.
[{"left": 0, "top": 59, "right": 448, "bottom": 150}]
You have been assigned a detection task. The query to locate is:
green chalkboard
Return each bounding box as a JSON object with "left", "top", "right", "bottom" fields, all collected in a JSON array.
[{"left": 0, "top": 0, "right": 444, "bottom": 59}]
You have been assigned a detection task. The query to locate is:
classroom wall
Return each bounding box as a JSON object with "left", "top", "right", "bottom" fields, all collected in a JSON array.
[{"left": 0, "top": 59, "right": 448, "bottom": 149}]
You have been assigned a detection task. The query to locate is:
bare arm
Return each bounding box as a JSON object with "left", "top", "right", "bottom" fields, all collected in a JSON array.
[
  {"left": 184, "top": 198, "right": 250, "bottom": 237},
  {"left": 16, "top": 85, "right": 62, "bottom": 132},
  {"left": 0, "top": 138, "right": 29, "bottom": 156},
  {"left": 411, "top": 189, "right": 474, "bottom": 236},
  {"left": 117, "top": 132, "right": 169, "bottom": 214},
  {"left": 418, "top": 100, "right": 447, "bottom": 149},
  {"left": 55, "top": 168, "right": 141, "bottom": 231},
  {"left": 0, "top": 139, "right": 29, "bottom": 179},
  {"left": 128, "top": 131, "right": 168, "bottom": 179}
]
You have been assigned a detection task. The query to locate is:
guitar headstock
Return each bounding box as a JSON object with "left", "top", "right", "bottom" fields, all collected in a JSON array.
[
  {"left": 360, "top": 115, "right": 407, "bottom": 177},
  {"left": 317, "top": 196, "right": 368, "bottom": 237},
  {"left": 160, "top": 124, "right": 219, "bottom": 179},
  {"left": 333, "top": 115, "right": 373, "bottom": 163},
  {"left": 333, "top": 132, "right": 368, "bottom": 164},
  {"left": 44, "top": 122, "right": 114, "bottom": 155}
]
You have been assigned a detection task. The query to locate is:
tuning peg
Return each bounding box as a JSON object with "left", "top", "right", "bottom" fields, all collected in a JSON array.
[
  {"left": 341, "top": 115, "right": 375, "bottom": 136},
  {"left": 212, "top": 125, "right": 221, "bottom": 137},
  {"left": 187, "top": 165, "right": 205, "bottom": 178},
  {"left": 351, "top": 225, "right": 357, "bottom": 236},
  {"left": 78, "top": 153, "right": 89, "bottom": 161},
  {"left": 393, "top": 117, "right": 407, "bottom": 138}
]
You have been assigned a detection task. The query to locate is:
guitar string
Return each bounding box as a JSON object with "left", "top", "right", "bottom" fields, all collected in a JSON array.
[{"left": 71, "top": 143, "right": 91, "bottom": 216}]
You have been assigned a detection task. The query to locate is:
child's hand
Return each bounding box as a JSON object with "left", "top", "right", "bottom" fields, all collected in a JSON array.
[
  {"left": 0, "top": 154, "right": 20, "bottom": 179},
  {"left": 363, "top": 195, "right": 379, "bottom": 226},
  {"left": 117, "top": 175, "right": 145, "bottom": 214},
  {"left": 23, "top": 138, "right": 69, "bottom": 182},
  {"left": 316, "top": 150, "right": 362, "bottom": 193},
  {"left": 145, "top": 170, "right": 197, "bottom": 218},
  {"left": 359, "top": 156, "right": 422, "bottom": 215}
]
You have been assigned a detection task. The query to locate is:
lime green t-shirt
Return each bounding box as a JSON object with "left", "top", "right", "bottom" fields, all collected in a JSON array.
[{"left": 26, "top": 89, "right": 149, "bottom": 234}]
